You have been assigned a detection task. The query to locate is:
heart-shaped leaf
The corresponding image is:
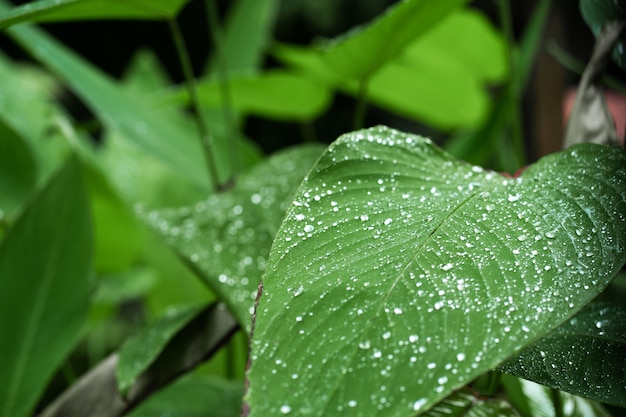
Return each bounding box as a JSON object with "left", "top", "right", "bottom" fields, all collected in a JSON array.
[
  {"left": 141, "top": 145, "right": 325, "bottom": 327},
  {"left": 246, "top": 126, "right": 626, "bottom": 417},
  {"left": 499, "top": 301, "right": 626, "bottom": 406}
]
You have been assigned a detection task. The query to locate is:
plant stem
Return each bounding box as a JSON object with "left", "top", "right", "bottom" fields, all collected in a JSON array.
[
  {"left": 496, "top": 0, "right": 526, "bottom": 168},
  {"left": 299, "top": 121, "right": 317, "bottom": 143},
  {"left": 353, "top": 79, "right": 369, "bottom": 130},
  {"left": 168, "top": 17, "right": 222, "bottom": 192},
  {"left": 205, "top": 0, "right": 240, "bottom": 177},
  {"left": 551, "top": 388, "right": 564, "bottom": 417}
]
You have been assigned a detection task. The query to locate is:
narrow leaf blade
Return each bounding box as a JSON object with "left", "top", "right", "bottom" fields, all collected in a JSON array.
[
  {"left": 0, "top": 156, "right": 92, "bottom": 417},
  {"left": 0, "top": 0, "right": 191, "bottom": 29}
]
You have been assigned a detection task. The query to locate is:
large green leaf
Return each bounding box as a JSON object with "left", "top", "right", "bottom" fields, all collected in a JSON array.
[
  {"left": 0, "top": 156, "right": 92, "bottom": 417},
  {"left": 321, "top": 0, "right": 470, "bottom": 80},
  {"left": 141, "top": 144, "right": 324, "bottom": 327},
  {"left": 0, "top": 0, "right": 190, "bottom": 29},
  {"left": 1, "top": 5, "right": 213, "bottom": 192},
  {"left": 499, "top": 302, "right": 626, "bottom": 406},
  {"left": 246, "top": 126, "right": 626, "bottom": 417},
  {"left": 158, "top": 71, "right": 332, "bottom": 121}
]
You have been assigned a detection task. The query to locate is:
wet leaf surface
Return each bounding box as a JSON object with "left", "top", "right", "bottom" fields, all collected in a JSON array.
[
  {"left": 141, "top": 145, "right": 325, "bottom": 327},
  {"left": 499, "top": 301, "right": 626, "bottom": 406},
  {"left": 246, "top": 126, "right": 626, "bottom": 417}
]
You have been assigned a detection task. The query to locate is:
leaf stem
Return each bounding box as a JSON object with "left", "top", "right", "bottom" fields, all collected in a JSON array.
[
  {"left": 205, "top": 0, "right": 240, "bottom": 177},
  {"left": 167, "top": 17, "right": 222, "bottom": 192},
  {"left": 353, "top": 79, "right": 369, "bottom": 130},
  {"left": 551, "top": 388, "right": 564, "bottom": 417}
]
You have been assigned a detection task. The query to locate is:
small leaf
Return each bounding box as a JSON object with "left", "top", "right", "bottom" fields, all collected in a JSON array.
[
  {"left": 117, "top": 305, "right": 201, "bottom": 396},
  {"left": 126, "top": 374, "right": 243, "bottom": 417},
  {"left": 159, "top": 71, "right": 332, "bottom": 120},
  {"left": 502, "top": 375, "right": 613, "bottom": 417},
  {"left": 0, "top": 156, "right": 92, "bottom": 417},
  {"left": 246, "top": 126, "right": 626, "bottom": 417},
  {"left": 141, "top": 145, "right": 325, "bottom": 327},
  {"left": 39, "top": 303, "right": 237, "bottom": 417},
  {"left": 499, "top": 302, "right": 626, "bottom": 407},
  {"left": 422, "top": 388, "right": 519, "bottom": 417},
  {"left": 0, "top": 0, "right": 191, "bottom": 29},
  {"left": 322, "top": 0, "right": 470, "bottom": 80}
]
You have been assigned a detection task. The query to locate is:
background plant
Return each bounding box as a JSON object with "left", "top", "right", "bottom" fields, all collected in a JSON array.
[{"left": 0, "top": 1, "right": 624, "bottom": 417}]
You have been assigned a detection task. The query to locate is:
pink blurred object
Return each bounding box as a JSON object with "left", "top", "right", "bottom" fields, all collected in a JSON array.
[{"left": 563, "top": 87, "right": 626, "bottom": 143}]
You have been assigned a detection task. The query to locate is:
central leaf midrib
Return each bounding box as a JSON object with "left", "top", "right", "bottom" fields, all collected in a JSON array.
[{"left": 318, "top": 188, "right": 484, "bottom": 416}]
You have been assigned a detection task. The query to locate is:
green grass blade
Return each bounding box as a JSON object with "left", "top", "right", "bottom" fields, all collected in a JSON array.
[
  {"left": 0, "top": 0, "right": 191, "bottom": 29},
  {"left": 0, "top": 156, "right": 92, "bottom": 417}
]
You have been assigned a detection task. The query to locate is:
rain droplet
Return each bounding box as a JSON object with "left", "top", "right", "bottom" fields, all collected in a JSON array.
[
  {"left": 293, "top": 286, "right": 304, "bottom": 297},
  {"left": 517, "top": 234, "right": 527, "bottom": 242},
  {"left": 304, "top": 224, "right": 314, "bottom": 233},
  {"left": 280, "top": 405, "right": 291, "bottom": 414},
  {"left": 393, "top": 307, "right": 403, "bottom": 315}
]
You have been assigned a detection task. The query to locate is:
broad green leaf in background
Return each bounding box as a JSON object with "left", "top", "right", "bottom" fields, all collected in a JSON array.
[
  {"left": 321, "top": 0, "right": 470, "bottom": 80},
  {"left": 421, "top": 388, "right": 519, "bottom": 417},
  {"left": 274, "top": 8, "right": 507, "bottom": 129},
  {"left": 158, "top": 71, "right": 332, "bottom": 121},
  {"left": 141, "top": 144, "right": 324, "bottom": 327},
  {"left": 0, "top": 4, "right": 213, "bottom": 191},
  {"left": 502, "top": 375, "right": 613, "bottom": 417},
  {"left": 0, "top": 0, "right": 191, "bottom": 29},
  {"left": 580, "top": 0, "right": 626, "bottom": 70},
  {"left": 499, "top": 302, "right": 626, "bottom": 407},
  {"left": 117, "top": 305, "right": 202, "bottom": 396},
  {"left": 0, "top": 156, "right": 92, "bottom": 417},
  {"left": 0, "top": 124, "right": 37, "bottom": 218},
  {"left": 126, "top": 374, "right": 243, "bottom": 417},
  {"left": 246, "top": 126, "right": 626, "bottom": 417}
]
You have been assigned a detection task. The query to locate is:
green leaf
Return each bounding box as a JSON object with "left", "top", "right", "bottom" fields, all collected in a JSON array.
[
  {"left": 0, "top": 123, "right": 37, "bottom": 218},
  {"left": 39, "top": 303, "right": 237, "bottom": 417},
  {"left": 502, "top": 375, "right": 613, "bottom": 417},
  {"left": 322, "top": 0, "right": 470, "bottom": 80},
  {"left": 126, "top": 374, "right": 243, "bottom": 417},
  {"left": 117, "top": 304, "right": 202, "bottom": 396},
  {"left": 0, "top": 156, "right": 92, "bottom": 417},
  {"left": 0, "top": 0, "right": 191, "bottom": 29},
  {"left": 422, "top": 388, "right": 519, "bottom": 417},
  {"left": 141, "top": 144, "right": 325, "bottom": 327},
  {"left": 83, "top": 162, "right": 143, "bottom": 273},
  {"left": 159, "top": 71, "right": 332, "bottom": 120},
  {"left": 207, "top": 0, "right": 278, "bottom": 74},
  {"left": 246, "top": 126, "right": 626, "bottom": 417},
  {"left": 499, "top": 302, "right": 626, "bottom": 407},
  {"left": 580, "top": 0, "right": 626, "bottom": 70},
  {"left": 1, "top": 7, "right": 213, "bottom": 192}
]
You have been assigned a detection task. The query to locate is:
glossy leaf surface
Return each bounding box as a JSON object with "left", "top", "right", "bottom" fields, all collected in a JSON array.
[
  {"left": 422, "top": 388, "right": 519, "bottom": 417},
  {"left": 0, "top": 0, "right": 190, "bottom": 29},
  {"left": 500, "top": 302, "right": 626, "bottom": 406},
  {"left": 0, "top": 156, "right": 92, "bottom": 417},
  {"left": 141, "top": 145, "right": 325, "bottom": 327},
  {"left": 247, "top": 126, "right": 626, "bottom": 417}
]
